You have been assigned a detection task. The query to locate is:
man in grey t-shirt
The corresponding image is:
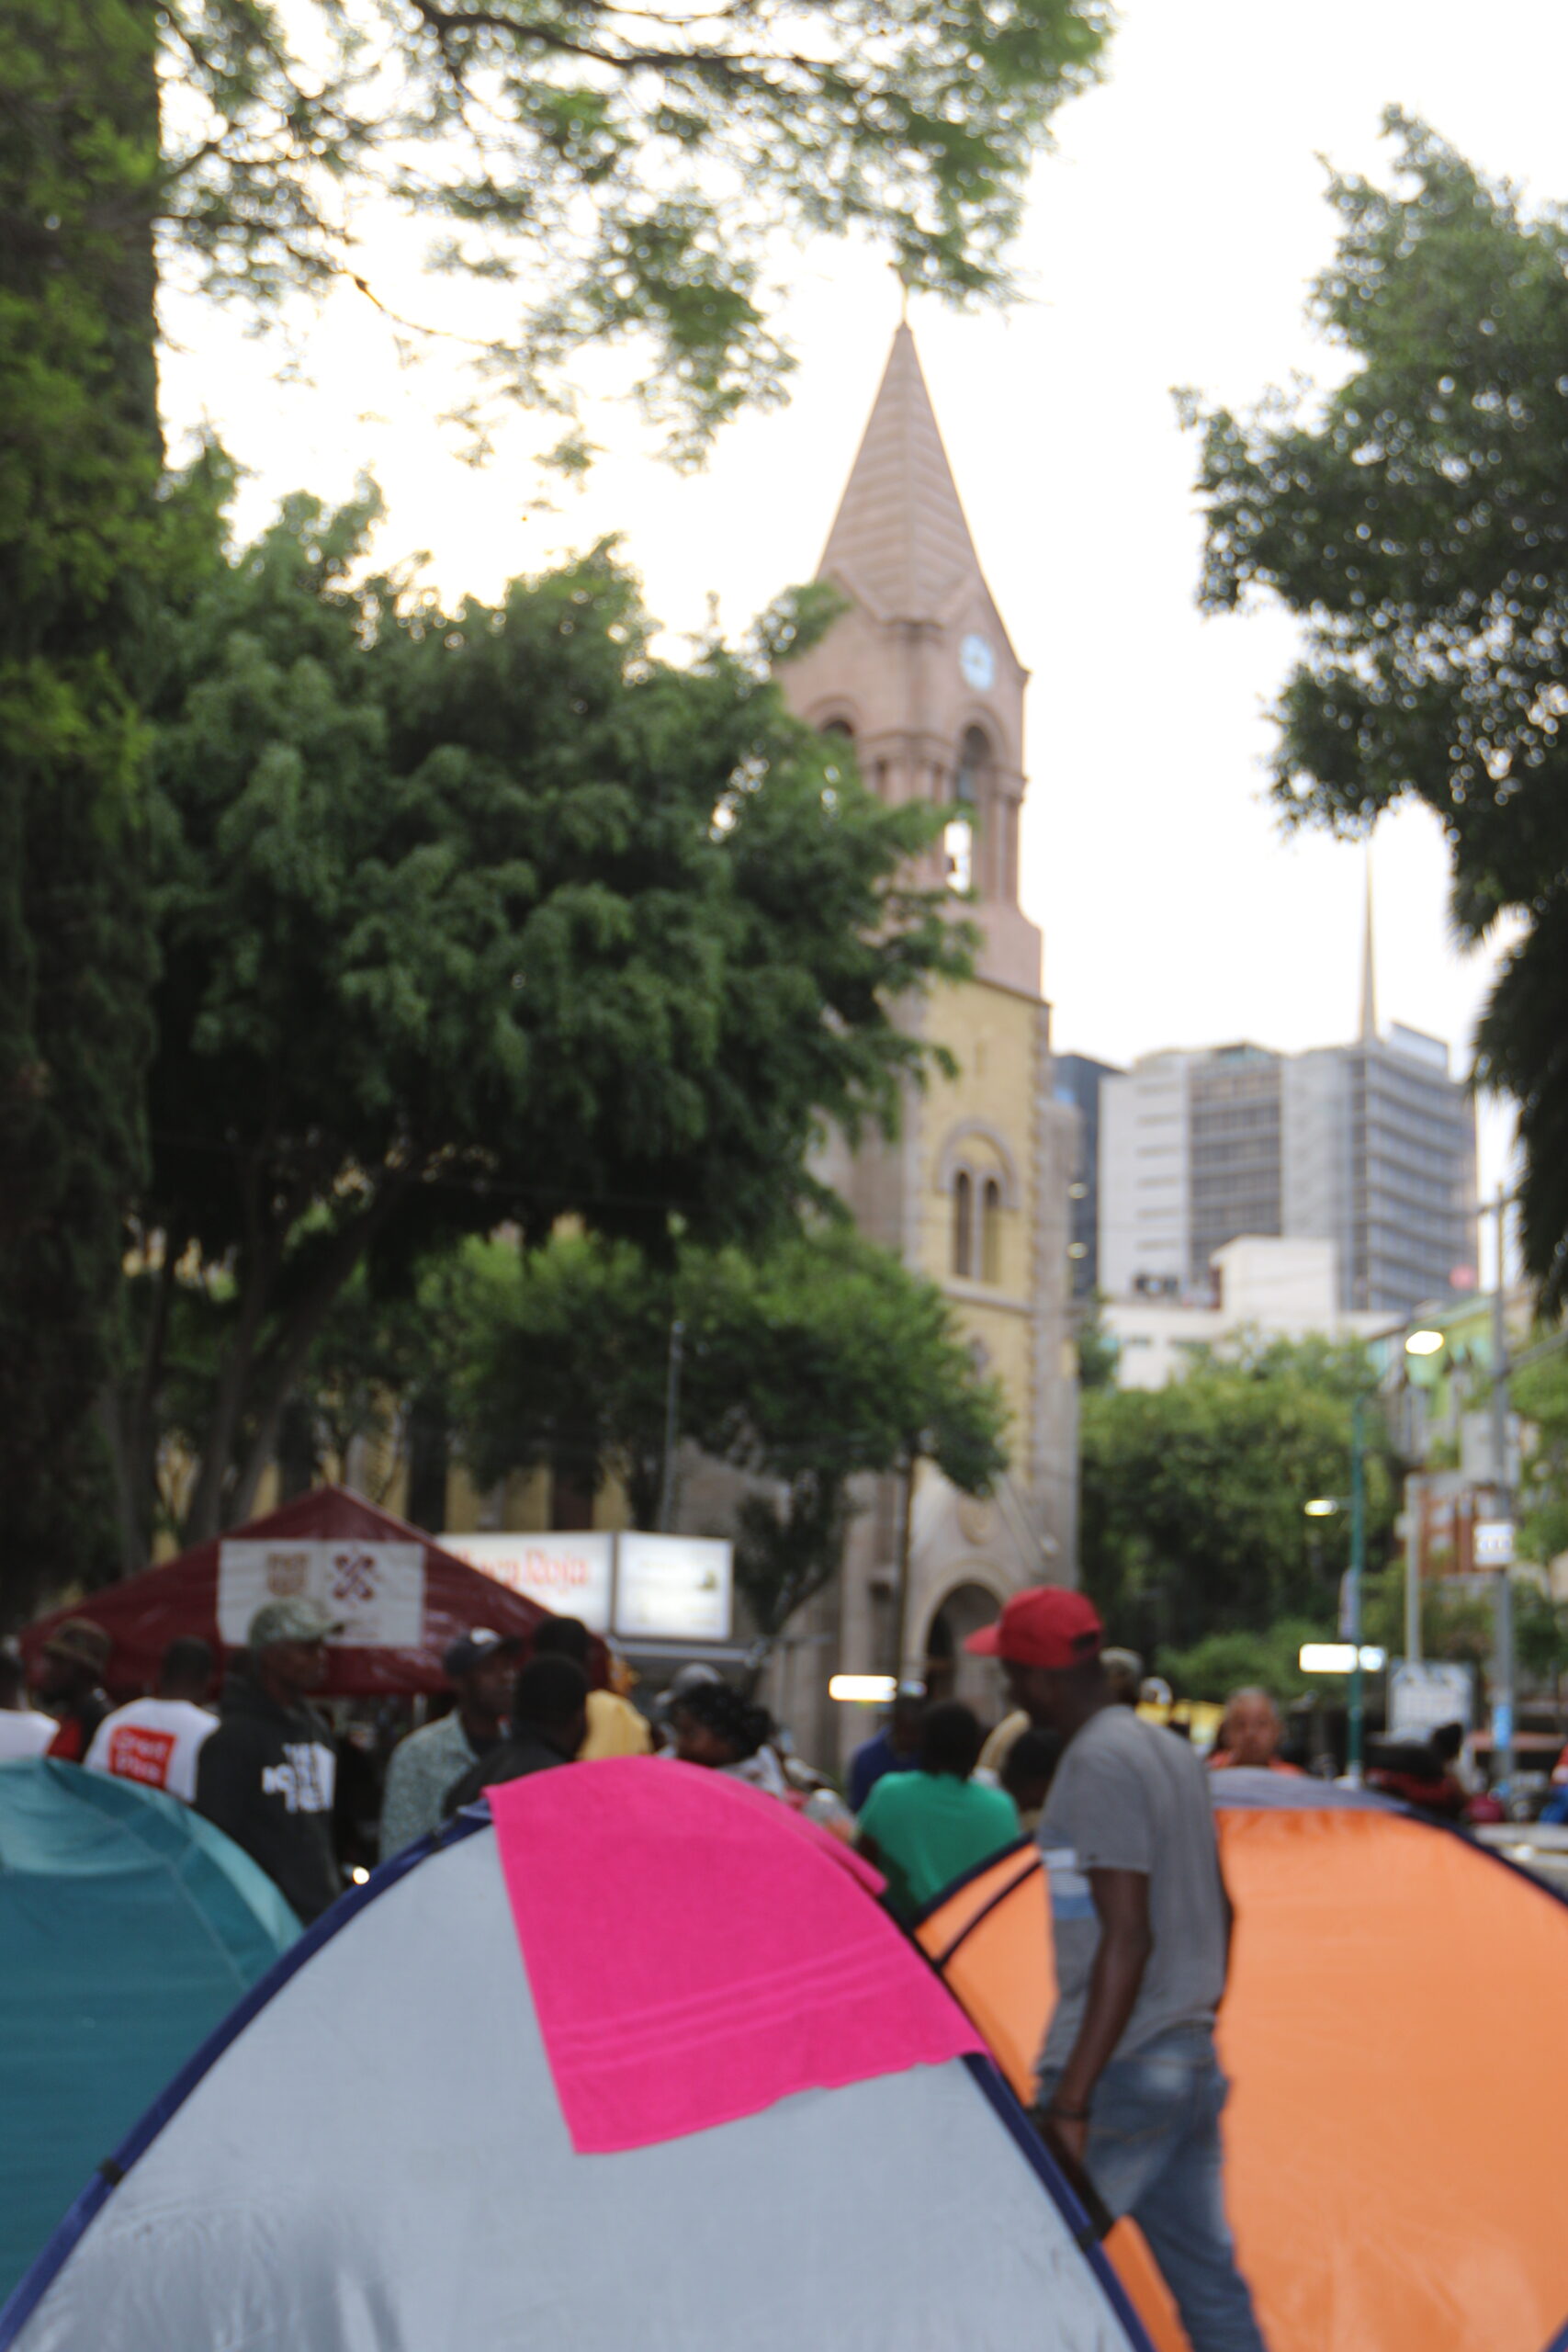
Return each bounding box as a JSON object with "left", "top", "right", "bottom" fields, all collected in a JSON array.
[{"left": 967, "top": 1589, "right": 1268, "bottom": 2352}]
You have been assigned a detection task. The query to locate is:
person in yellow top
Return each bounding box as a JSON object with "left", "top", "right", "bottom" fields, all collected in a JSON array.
[{"left": 533, "top": 1616, "right": 652, "bottom": 1758}]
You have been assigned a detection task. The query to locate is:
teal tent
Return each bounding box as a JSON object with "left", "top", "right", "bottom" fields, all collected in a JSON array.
[{"left": 0, "top": 1760, "right": 299, "bottom": 2297}]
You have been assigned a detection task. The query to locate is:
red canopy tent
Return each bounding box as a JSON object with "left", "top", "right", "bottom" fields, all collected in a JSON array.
[{"left": 19, "top": 1487, "right": 583, "bottom": 1698}]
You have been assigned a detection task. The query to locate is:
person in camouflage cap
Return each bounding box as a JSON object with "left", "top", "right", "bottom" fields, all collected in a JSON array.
[{"left": 194, "top": 1596, "right": 344, "bottom": 1922}]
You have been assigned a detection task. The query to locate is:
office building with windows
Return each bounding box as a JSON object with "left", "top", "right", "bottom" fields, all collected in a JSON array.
[
  {"left": 1097, "top": 936, "right": 1478, "bottom": 1321},
  {"left": 1054, "top": 1053, "right": 1122, "bottom": 1298}
]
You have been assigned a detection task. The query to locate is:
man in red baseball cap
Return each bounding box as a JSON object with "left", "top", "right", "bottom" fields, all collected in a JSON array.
[
  {"left": 965, "top": 1586, "right": 1105, "bottom": 1675},
  {"left": 965, "top": 1590, "right": 1267, "bottom": 2352}
]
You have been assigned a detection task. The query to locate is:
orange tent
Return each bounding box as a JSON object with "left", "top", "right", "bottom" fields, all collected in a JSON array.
[{"left": 916, "top": 1779, "right": 1568, "bottom": 2352}]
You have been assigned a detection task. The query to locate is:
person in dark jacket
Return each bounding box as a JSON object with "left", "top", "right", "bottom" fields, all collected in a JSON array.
[
  {"left": 196, "top": 1598, "right": 344, "bottom": 1924},
  {"left": 443, "top": 1657, "right": 588, "bottom": 1816},
  {"left": 35, "top": 1620, "right": 115, "bottom": 1762}
]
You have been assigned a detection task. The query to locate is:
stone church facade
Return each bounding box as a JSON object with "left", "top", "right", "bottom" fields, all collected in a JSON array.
[{"left": 767, "top": 324, "right": 1080, "bottom": 1763}]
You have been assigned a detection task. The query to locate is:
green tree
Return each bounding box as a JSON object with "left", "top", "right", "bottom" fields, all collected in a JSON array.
[
  {"left": 1516, "top": 1349, "right": 1568, "bottom": 1571},
  {"left": 0, "top": 4, "right": 199, "bottom": 1612},
  {"left": 111, "top": 488, "right": 971, "bottom": 1556},
  {"left": 1075, "top": 1295, "right": 1119, "bottom": 1391},
  {"left": 1078, "top": 1336, "right": 1397, "bottom": 1657},
  {"left": 142, "top": 0, "right": 1110, "bottom": 463},
  {"left": 2, "top": 0, "right": 1110, "bottom": 1607},
  {"left": 1185, "top": 112, "right": 1568, "bottom": 1306},
  {"left": 1157, "top": 1620, "right": 1326, "bottom": 1709},
  {"left": 459, "top": 1225, "right": 1009, "bottom": 1654}
]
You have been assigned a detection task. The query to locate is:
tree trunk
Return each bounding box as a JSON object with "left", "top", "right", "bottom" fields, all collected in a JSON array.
[
  {"left": 0, "top": 0, "right": 164, "bottom": 1621},
  {"left": 183, "top": 1227, "right": 281, "bottom": 1543},
  {"left": 406, "top": 1393, "right": 451, "bottom": 1532},
  {"left": 222, "top": 1185, "right": 408, "bottom": 1530}
]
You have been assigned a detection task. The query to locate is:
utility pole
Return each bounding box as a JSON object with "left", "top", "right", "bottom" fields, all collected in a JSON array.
[
  {"left": 657, "top": 1317, "right": 685, "bottom": 1533},
  {"left": 1403, "top": 1471, "right": 1424, "bottom": 1666},
  {"left": 1347, "top": 1394, "right": 1366, "bottom": 1784},
  {"left": 889, "top": 1450, "right": 918, "bottom": 1683},
  {"left": 1488, "top": 1190, "right": 1516, "bottom": 1801}
]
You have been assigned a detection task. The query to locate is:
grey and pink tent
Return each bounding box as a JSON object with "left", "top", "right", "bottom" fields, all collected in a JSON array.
[{"left": 0, "top": 1760, "right": 1149, "bottom": 2351}]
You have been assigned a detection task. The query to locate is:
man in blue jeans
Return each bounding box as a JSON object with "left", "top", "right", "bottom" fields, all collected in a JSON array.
[{"left": 966, "top": 1589, "right": 1268, "bottom": 2352}]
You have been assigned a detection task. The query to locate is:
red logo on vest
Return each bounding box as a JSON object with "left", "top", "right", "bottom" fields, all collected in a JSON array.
[{"left": 107, "top": 1724, "right": 177, "bottom": 1789}]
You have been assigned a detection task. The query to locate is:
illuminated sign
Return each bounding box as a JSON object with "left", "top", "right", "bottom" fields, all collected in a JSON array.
[
  {"left": 614, "top": 1533, "right": 733, "bottom": 1642},
  {"left": 439, "top": 1533, "right": 613, "bottom": 1631}
]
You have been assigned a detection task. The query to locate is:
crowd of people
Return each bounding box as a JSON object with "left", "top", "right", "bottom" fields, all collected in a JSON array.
[
  {"left": 0, "top": 1602, "right": 861, "bottom": 1926},
  {"left": 5, "top": 1578, "right": 1504, "bottom": 2352}
]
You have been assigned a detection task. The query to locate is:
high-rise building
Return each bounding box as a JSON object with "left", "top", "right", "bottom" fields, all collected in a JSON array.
[
  {"left": 775, "top": 322, "right": 1078, "bottom": 1742},
  {"left": 1281, "top": 1026, "right": 1477, "bottom": 1317},
  {"left": 1053, "top": 1053, "right": 1122, "bottom": 1298},
  {"left": 1096, "top": 899, "right": 1478, "bottom": 1319}
]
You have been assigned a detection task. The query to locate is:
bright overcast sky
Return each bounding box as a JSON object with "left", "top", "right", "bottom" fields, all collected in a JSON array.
[{"left": 161, "top": 0, "right": 1568, "bottom": 1257}]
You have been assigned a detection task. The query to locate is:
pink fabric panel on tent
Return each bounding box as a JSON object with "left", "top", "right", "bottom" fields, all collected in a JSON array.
[{"left": 491, "top": 1758, "right": 983, "bottom": 2154}]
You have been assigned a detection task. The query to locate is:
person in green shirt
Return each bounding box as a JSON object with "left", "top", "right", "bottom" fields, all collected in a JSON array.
[{"left": 856, "top": 1702, "right": 1021, "bottom": 1921}]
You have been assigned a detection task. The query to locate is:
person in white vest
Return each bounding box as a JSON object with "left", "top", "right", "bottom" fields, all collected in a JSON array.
[
  {"left": 0, "top": 1642, "right": 59, "bottom": 1758},
  {"left": 85, "top": 1637, "right": 218, "bottom": 1804}
]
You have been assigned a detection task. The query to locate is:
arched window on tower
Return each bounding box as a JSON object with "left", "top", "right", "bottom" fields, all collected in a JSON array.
[
  {"left": 980, "top": 1178, "right": 1003, "bottom": 1285},
  {"left": 945, "top": 727, "right": 990, "bottom": 896},
  {"left": 953, "top": 1170, "right": 974, "bottom": 1279}
]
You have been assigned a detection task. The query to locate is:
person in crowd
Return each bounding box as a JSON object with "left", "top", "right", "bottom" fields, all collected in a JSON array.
[
  {"left": 1208, "top": 1688, "right": 1303, "bottom": 1777},
  {"left": 848, "top": 1685, "right": 925, "bottom": 1811},
  {"left": 34, "top": 1620, "right": 115, "bottom": 1763},
  {"left": 968, "top": 1587, "right": 1268, "bottom": 2352},
  {"left": 980, "top": 1644, "right": 1144, "bottom": 1785},
  {"left": 1102, "top": 1647, "right": 1145, "bottom": 1709},
  {"left": 0, "top": 1642, "right": 59, "bottom": 1758},
  {"left": 652, "top": 1661, "right": 722, "bottom": 1751},
  {"left": 533, "top": 1616, "right": 653, "bottom": 1758},
  {"left": 1368, "top": 1722, "right": 1469, "bottom": 1819},
  {"left": 196, "top": 1599, "right": 343, "bottom": 1925},
  {"left": 378, "top": 1629, "right": 522, "bottom": 1860},
  {"left": 670, "top": 1679, "right": 786, "bottom": 1794},
  {"left": 85, "top": 1637, "right": 216, "bottom": 1802},
  {"left": 1001, "top": 1725, "right": 1062, "bottom": 1837},
  {"left": 443, "top": 1657, "right": 590, "bottom": 1815},
  {"left": 856, "top": 1701, "right": 1020, "bottom": 1921}
]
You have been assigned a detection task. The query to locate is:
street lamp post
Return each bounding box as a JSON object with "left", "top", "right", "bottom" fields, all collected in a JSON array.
[
  {"left": 1348, "top": 1395, "right": 1367, "bottom": 1784},
  {"left": 1402, "top": 1327, "right": 1446, "bottom": 1673},
  {"left": 1488, "top": 1191, "right": 1517, "bottom": 1801}
]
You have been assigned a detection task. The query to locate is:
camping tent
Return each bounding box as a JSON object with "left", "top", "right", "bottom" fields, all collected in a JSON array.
[
  {"left": 19, "top": 1487, "right": 563, "bottom": 1697},
  {"left": 0, "top": 1758, "right": 1152, "bottom": 2352},
  {"left": 0, "top": 1761, "right": 299, "bottom": 2302},
  {"left": 916, "top": 1772, "right": 1568, "bottom": 2352}
]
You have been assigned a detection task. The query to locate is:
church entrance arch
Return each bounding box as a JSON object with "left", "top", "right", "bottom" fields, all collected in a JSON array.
[{"left": 921, "top": 1577, "right": 1006, "bottom": 1712}]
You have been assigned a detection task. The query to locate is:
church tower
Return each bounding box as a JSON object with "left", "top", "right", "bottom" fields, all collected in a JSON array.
[{"left": 779, "top": 324, "right": 1079, "bottom": 1745}]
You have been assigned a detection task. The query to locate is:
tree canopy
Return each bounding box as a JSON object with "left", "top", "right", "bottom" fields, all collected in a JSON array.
[
  {"left": 108, "top": 482, "right": 970, "bottom": 1557},
  {"left": 151, "top": 0, "right": 1110, "bottom": 460},
  {"left": 1185, "top": 112, "right": 1568, "bottom": 1306},
  {"left": 1078, "top": 1337, "right": 1398, "bottom": 1657},
  {"left": 459, "top": 1224, "right": 1009, "bottom": 1651},
  {"left": 3, "top": 0, "right": 1109, "bottom": 1601}
]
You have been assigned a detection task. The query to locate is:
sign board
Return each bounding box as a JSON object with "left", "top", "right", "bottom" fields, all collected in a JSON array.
[
  {"left": 438, "top": 1532, "right": 613, "bottom": 1632},
  {"left": 614, "top": 1533, "right": 733, "bottom": 1642},
  {"left": 218, "top": 1542, "right": 425, "bottom": 1648},
  {"left": 1474, "top": 1519, "right": 1516, "bottom": 1568},
  {"left": 1388, "top": 1658, "right": 1473, "bottom": 1739}
]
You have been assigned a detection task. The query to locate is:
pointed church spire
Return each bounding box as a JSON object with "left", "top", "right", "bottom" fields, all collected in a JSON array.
[
  {"left": 1359, "top": 854, "right": 1378, "bottom": 1042},
  {"left": 817, "top": 323, "right": 990, "bottom": 628}
]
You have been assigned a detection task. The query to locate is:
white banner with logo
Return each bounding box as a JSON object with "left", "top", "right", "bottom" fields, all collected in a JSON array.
[
  {"left": 614, "top": 1533, "right": 733, "bottom": 1642},
  {"left": 1388, "top": 1658, "right": 1473, "bottom": 1739},
  {"left": 438, "top": 1533, "right": 613, "bottom": 1632},
  {"left": 217, "top": 1542, "right": 426, "bottom": 1648}
]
